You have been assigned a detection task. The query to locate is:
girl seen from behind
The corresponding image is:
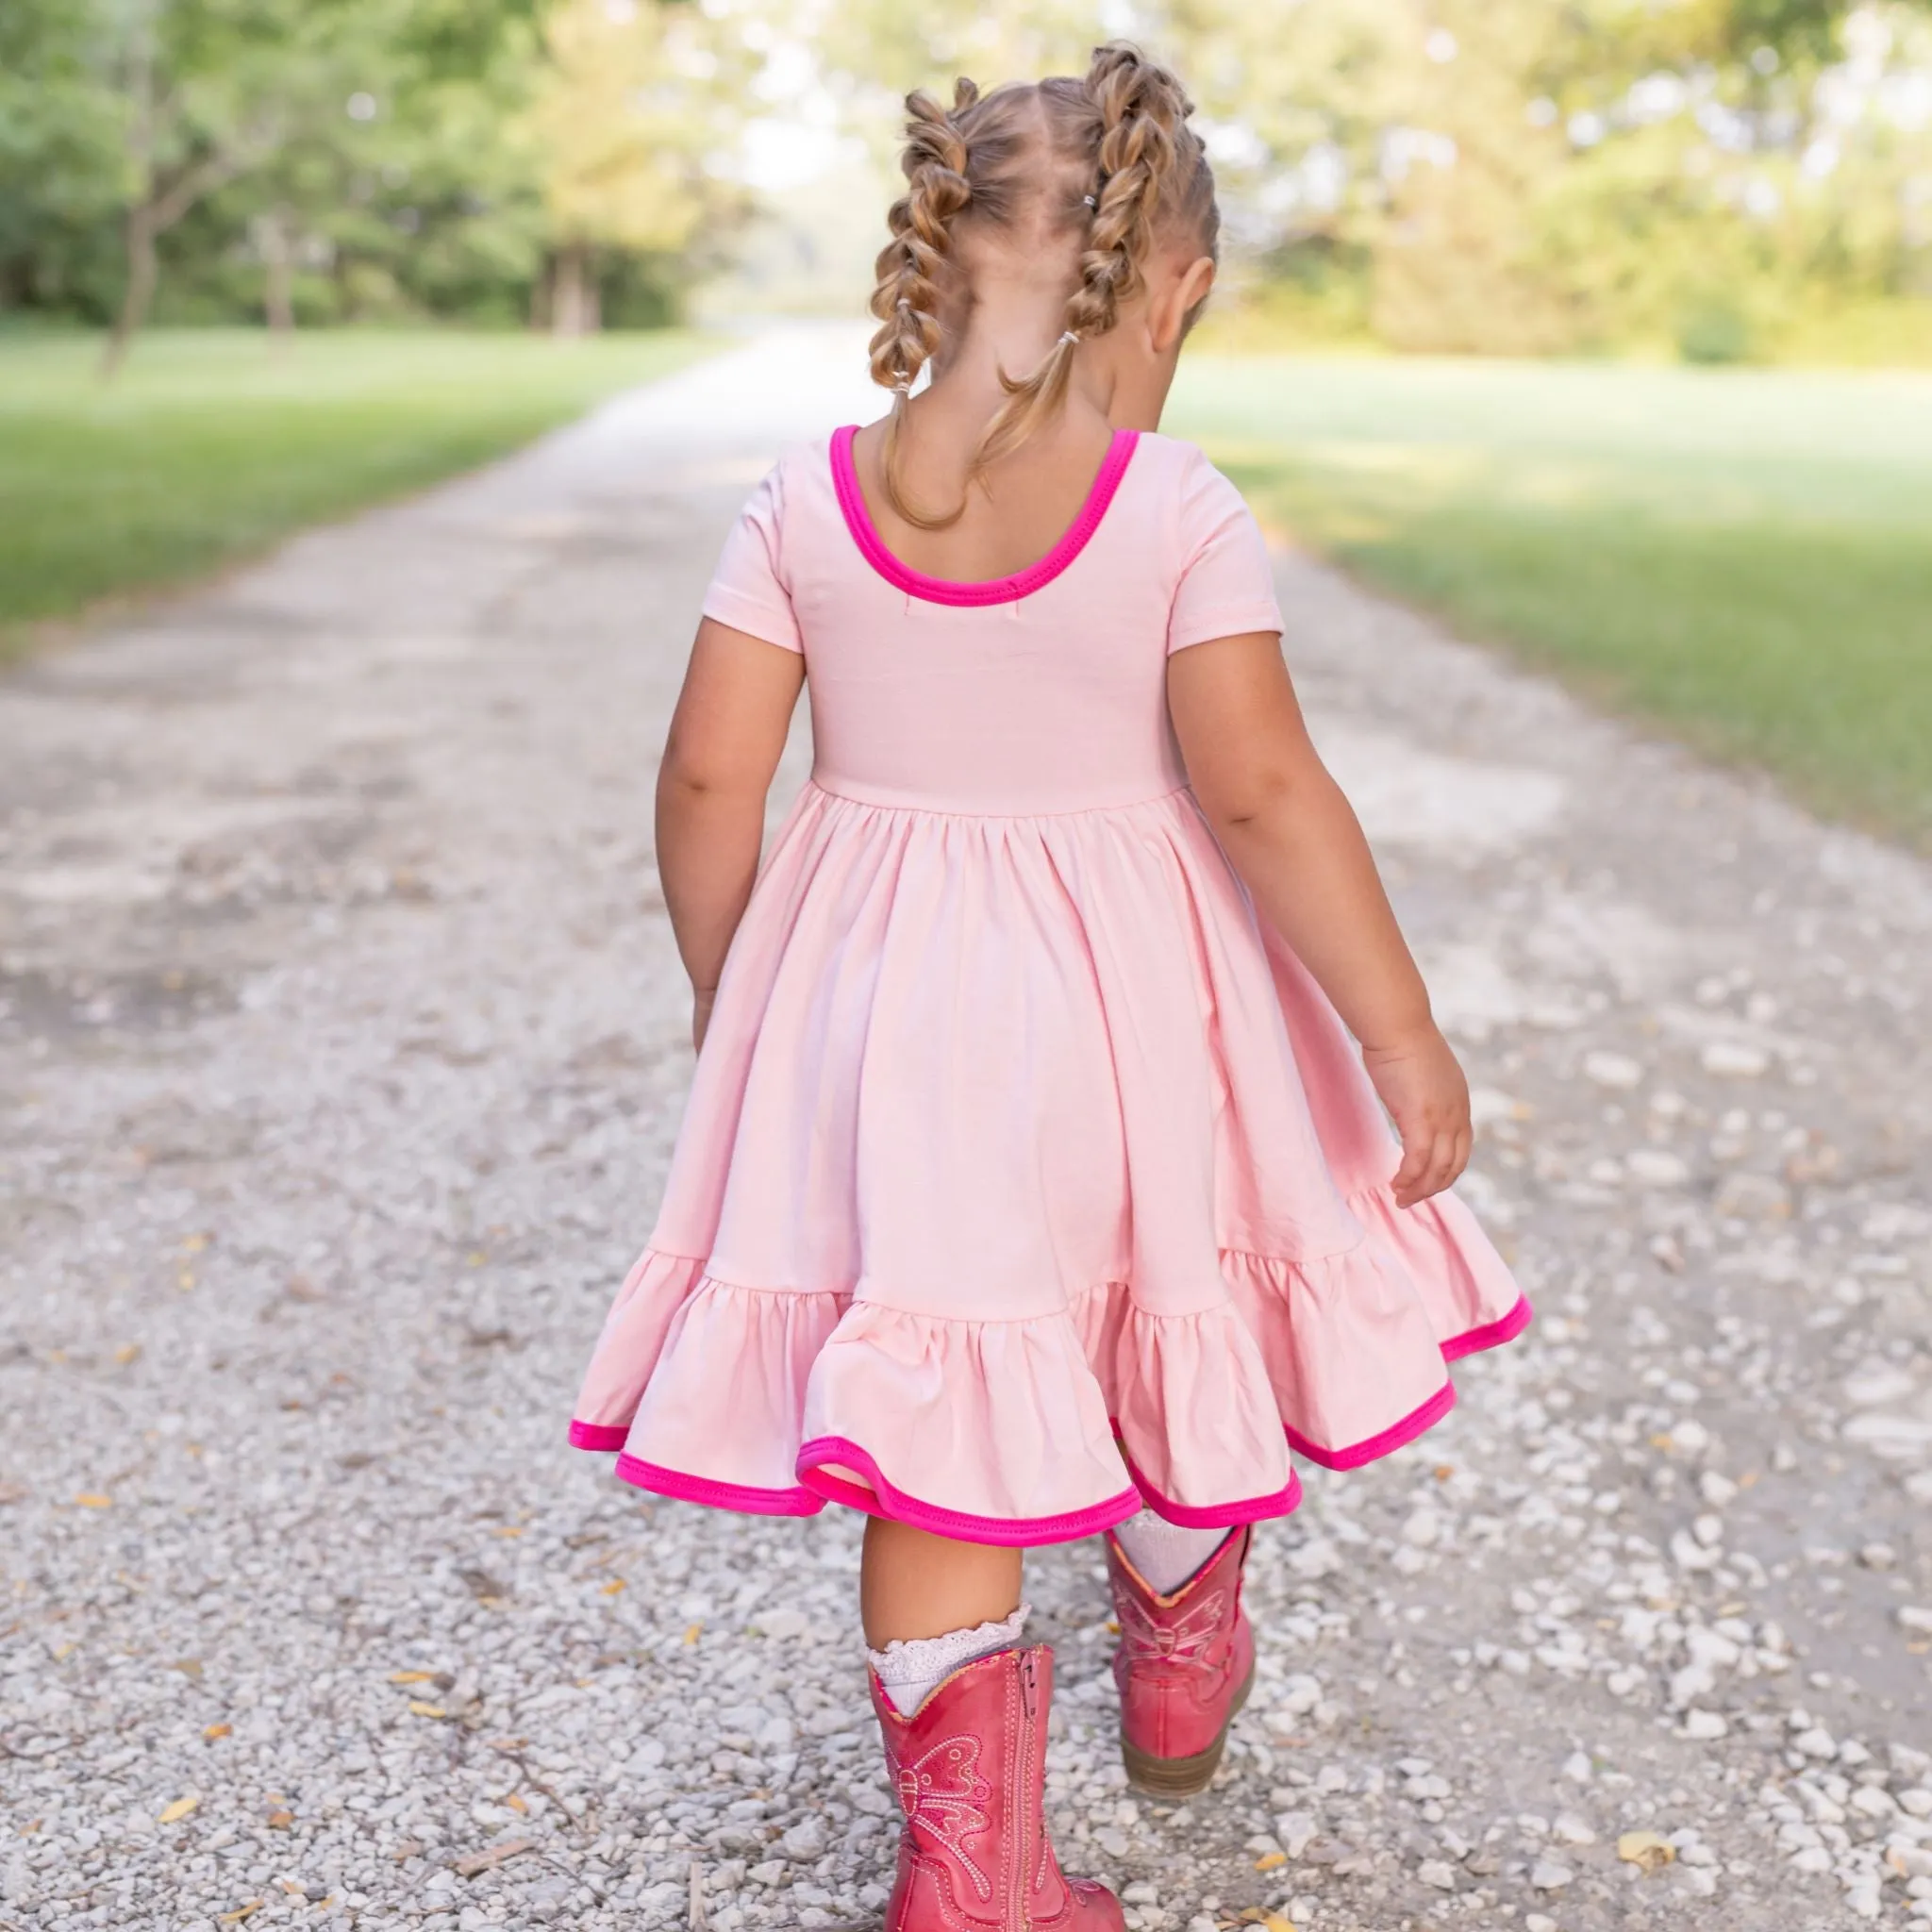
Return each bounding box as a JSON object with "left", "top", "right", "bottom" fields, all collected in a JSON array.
[{"left": 571, "top": 42, "right": 1529, "bottom": 1930}]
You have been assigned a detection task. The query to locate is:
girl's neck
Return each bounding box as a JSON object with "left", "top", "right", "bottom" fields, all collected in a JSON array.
[{"left": 917, "top": 290, "right": 1119, "bottom": 461}]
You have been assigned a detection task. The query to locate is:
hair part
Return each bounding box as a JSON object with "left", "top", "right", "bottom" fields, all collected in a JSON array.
[{"left": 866, "top": 41, "right": 1218, "bottom": 528}]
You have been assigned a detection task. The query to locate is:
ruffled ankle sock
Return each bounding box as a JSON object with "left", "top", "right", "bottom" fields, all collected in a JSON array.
[
  {"left": 1113, "top": 1509, "right": 1230, "bottom": 1596},
  {"left": 868, "top": 1603, "right": 1029, "bottom": 1716}
]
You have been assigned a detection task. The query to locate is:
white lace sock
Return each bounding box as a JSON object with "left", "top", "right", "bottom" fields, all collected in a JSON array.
[
  {"left": 1112, "top": 1509, "right": 1230, "bottom": 1596},
  {"left": 868, "top": 1603, "right": 1029, "bottom": 1716}
]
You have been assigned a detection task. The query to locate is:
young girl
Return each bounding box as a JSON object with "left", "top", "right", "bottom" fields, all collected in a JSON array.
[{"left": 571, "top": 42, "right": 1528, "bottom": 1930}]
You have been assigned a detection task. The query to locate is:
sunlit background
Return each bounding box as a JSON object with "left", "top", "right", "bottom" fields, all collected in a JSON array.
[{"left": 4, "top": 0, "right": 1929, "bottom": 840}]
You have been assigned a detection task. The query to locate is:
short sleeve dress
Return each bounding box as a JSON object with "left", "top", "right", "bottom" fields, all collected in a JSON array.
[{"left": 569, "top": 425, "right": 1529, "bottom": 1544}]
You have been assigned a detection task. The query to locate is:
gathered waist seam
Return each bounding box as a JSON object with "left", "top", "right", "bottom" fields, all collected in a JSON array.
[{"left": 805, "top": 776, "right": 1193, "bottom": 823}]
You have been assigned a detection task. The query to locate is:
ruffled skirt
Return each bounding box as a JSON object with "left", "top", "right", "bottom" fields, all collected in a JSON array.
[{"left": 569, "top": 781, "right": 1528, "bottom": 1544}]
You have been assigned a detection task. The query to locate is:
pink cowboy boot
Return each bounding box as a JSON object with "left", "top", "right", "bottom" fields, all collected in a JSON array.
[
  {"left": 870, "top": 1641, "right": 1124, "bottom": 1932},
  {"left": 1105, "top": 1524, "right": 1256, "bottom": 1795}
]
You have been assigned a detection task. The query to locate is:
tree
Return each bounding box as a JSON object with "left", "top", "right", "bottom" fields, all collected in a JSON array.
[
  {"left": 526, "top": 0, "right": 750, "bottom": 334},
  {"left": 0, "top": 0, "right": 127, "bottom": 313},
  {"left": 92, "top": 0, "right": 416, "bottom": 373}
]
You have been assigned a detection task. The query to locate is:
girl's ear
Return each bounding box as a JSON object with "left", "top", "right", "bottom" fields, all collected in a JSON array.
[{"left": 1152, "top": 255, "right": 1217, "bottom": 353}]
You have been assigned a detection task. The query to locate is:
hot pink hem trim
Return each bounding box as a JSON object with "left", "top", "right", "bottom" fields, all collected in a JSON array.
[
  {"left": 568, "top": 1420, "right": 629, "bottom": 1452},
  {"left": 614, "top": 1452, "right": 824, "bottom": 1518},
  {"left": 1281, "top": 1294, "right": 1533, "bottom": 1471},
  {"left": 1441, "top": 1291, "right": 1535, "bottom": 1362},
  {"left": 795, "top": 1435, "right": 1141, "bottom": 1547},
  {"left": 829, "top": 424, "right": 1139, "bottom": 607},
  {"left": 1117, "top": 1444, "right": 1304, "bottom": 1528},
  {"left": 1286, "top": 1379, "right": 1457, "bottom": 1472}
]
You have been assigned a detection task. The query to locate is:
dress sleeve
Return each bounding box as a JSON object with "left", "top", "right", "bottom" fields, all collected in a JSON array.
[
  {"left": 700, "top": 459, "right": 804, "bottom": 653},
  {"left": 1166, "top": 447, "right": 1283, "bottom": 655}
]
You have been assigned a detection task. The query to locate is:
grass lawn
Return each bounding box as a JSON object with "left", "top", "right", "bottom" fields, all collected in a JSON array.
[
  {"left": 1166, "top": 357, "right": 1932, "bottom": 850},
  {"left": 0, "top": 327, "right": 718, "bottom": 649}
]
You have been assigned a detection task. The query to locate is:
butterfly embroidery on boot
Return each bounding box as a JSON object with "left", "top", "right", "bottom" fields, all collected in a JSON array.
[
  {"left": 889, "top": 1733, "right": 995, "bottom": 1901},
  {"left": 1118, "top": 1588, "right": 1229, "bottom": 1665}
]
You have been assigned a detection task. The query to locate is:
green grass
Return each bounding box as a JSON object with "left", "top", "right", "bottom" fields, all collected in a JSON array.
[
  {"left": 1165, "top": 356, "right": 1932, "bottom": 849},
  {"left": 0, "top": 327, "right": 719, "bottom": 647}
]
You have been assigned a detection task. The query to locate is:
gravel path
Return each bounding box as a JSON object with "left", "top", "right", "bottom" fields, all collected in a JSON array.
[{"left": 3, "top": 326, "right": 1929, "bottom": 1932}]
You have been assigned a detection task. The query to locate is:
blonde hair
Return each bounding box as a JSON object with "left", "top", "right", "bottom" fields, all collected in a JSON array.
[{"left": 867, "top": 42, "right": 1219, "bottom": 527}]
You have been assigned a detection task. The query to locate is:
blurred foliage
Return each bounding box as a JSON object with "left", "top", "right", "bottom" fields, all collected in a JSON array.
[
  {"left": 3, "top": 0, "right": 1927, "bottom": 360},
  {"left": 0, "top": 0, "right": 757, "bottom": 348},
  {"left": 812, "top": 0, "right": 1931, "bottom": 360},
  {"left": 1156, "top": 0, "right": 1932, "bottom": 357}
]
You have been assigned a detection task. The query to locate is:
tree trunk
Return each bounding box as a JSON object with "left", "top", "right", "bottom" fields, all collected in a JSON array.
[
  {"left": 551, "top": 242, "right": 597, "bottom": 337},
  {"left": 262, "top": 207, "right": 296, "bottom": 341},
  {"left": 101, "top": 204, "right": 158, "bottom": 381}
]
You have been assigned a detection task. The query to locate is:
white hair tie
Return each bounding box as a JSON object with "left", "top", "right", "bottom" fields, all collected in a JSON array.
[{"left": 1058, "top": 329, "right": 1080, "bottom": 347}]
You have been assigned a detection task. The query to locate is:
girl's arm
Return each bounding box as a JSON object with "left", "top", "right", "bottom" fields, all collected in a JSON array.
[
  {"left": 657, "top": 618, "right": 807, "bottom": 1047},
  {"left": 1167, "top": 632, "right": 1471, "bottom": 1208}
]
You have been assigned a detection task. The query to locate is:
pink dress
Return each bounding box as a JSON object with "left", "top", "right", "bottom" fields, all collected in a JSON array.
[{"left": 569, "top": 425, "right": 1529, "bottom": 1545}]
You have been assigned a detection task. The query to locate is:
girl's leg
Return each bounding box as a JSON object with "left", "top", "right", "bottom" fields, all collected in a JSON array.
[
  {"left": 863, "top": 1518, "right": 1025, "bottom": 1715},
  {"left": 860, "top": 1516, "right": 1022, "bottom": 1646}
]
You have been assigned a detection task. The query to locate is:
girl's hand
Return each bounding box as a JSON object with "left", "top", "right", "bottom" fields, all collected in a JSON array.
[
  {"left": 1362, "top": 1024, "right": 1472, "bottom": 1208},
  {"left": 691, "top": 987, "right": 716, "bottom": 1052}
]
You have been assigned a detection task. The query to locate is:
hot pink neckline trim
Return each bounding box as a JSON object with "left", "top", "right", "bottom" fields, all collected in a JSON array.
[
  {"left": 796, "top": 1435, "right": 1142, "bottom": 1546},
  {"left": 828, "top": 424, "right": 1140, "bottom": 607}
]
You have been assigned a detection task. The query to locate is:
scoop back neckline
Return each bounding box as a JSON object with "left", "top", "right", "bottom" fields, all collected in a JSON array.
[{"left": 828, "top": 424, "right": 1141, "bottom": 608}]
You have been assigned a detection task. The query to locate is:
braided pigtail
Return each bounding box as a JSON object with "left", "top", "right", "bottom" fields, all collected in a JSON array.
[
  {"left": 868, "top": 78, "right": 978, "bottom": 527},
  {"left": 971, "top": 43, "right": 1199, "bottom": 477}
]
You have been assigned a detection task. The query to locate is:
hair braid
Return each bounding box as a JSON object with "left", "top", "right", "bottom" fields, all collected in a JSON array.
[
  {"left": 868, "top": 79, "right": 977, "bottom": 525},
  {"left": 973, "top": 44, "right": 1199, "bottom": 475}
]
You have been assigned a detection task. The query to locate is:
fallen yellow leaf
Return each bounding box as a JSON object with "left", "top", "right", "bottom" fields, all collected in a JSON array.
[
  {"left": 683, "top": 1622, "right": 703, "bottom": 1645},
  {"left": 158, "top": 1795, "right": 200, "bottom": 1824},
  {"left": 114, "top": 1343, "right": 142, "bottom": 1366},
  {"left": 601, "top": 1579, "right": 625, "bottom": 1596},
  {"left": 75, "top": 1493, "right": 111, "bottom": 1509},
  {"left": 389, "top": 1670, "right": 436, "bottom": 1684},
  {"left": 1253, "top": 1850, "right": 1287, "bottom": 1871},
  {"left": 1263, "top": 1918, "right": 1297, "bottom": 1932},
  {"left": 504, "top": 1792, "right": 528, "bottom": 1814},
  {"left": 1617, "top": 1829, "right": 1675, "bottom": 1874},
  {"left": 181, "top": 1232, "right": 211, "bottom": 1253},
  {"left": 204, "top": 1723, "right": 232, "bottom": 1741},
  {"left": 218, "top": 1905, "right": 262, "bottom": 1924},
  {"left": 177, "top": 1271, "right": 196, "bottom": 1291},
  {"left": 492, "top": 1525, "right": 525, "bottom": 1539},
  {"left": 408, "top": 1701, "right": 447, "bottom": 1720},
  {"left": 266, "top": 1808, "right": 293, "bottom": 1828}
]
